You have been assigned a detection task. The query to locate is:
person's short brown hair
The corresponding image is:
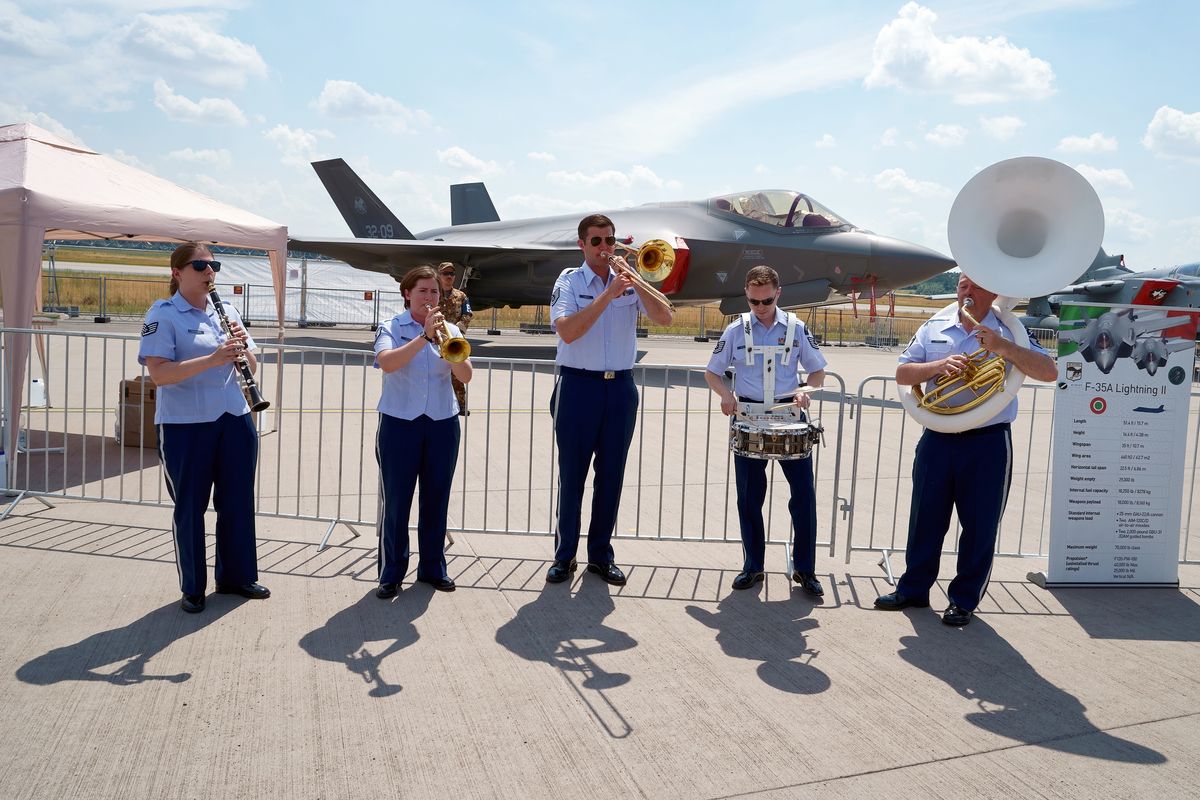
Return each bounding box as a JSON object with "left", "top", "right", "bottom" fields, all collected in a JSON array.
[
  {"left": 437, "top": 262, "right": 456, "bottom": 276},
  {"left": 577, "top": 213, "right": 615, "bottom": 240},
  {"left": 399, "top": 265, "right": 438, "bottom": 308},
  {"left": 745, "top": 265, "right": 780, "bottom": 289},
  {"left": 168, "top": 241, "right": 207, "bottom": 296}
]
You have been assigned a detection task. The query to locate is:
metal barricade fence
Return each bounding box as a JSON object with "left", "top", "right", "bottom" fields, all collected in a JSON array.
[
  {"left": 5, "top": 326, "right": 1196, "bottom": 566},
  {"left": 0, "top": 328, "right": 849, "bottom": 565},
  {"left": 844, "top": 376, "right": 1200, "bottom": 565}
]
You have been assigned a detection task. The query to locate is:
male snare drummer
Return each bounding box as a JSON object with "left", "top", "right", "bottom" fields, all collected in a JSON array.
[{"left": 704, "top": 265, "right": 827, "bottom": 596}]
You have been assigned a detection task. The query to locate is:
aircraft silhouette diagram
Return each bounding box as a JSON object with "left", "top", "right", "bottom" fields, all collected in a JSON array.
[
  {"left": 1059, "top": 308, "right": 1196, "bottom": 375},
  {"left": 289, "top": 159, "right": 955, "bottom": 313}
]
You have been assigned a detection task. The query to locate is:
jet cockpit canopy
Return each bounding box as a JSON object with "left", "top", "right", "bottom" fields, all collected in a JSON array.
[{"left": 709, "top": 190, "right": 849, "bottom": 230}]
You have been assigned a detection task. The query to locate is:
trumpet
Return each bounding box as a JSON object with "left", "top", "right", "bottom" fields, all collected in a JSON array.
[
  {"left": 207, "top": 282, "right": 270, "bottom": 412},
  {"left": 423, "top": 304, "right": 471, "bottom": 363},
  {"left": 607, "top": 239, "right": 676, "bottom": 310}
]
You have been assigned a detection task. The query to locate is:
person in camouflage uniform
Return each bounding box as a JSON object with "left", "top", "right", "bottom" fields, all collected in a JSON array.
[{"left": 437, "top": 262, "right": 474, "bottom": 415}]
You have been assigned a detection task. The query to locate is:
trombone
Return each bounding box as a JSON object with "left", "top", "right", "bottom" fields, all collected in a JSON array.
[
  {"left": 423, "top": 304, "right": 471, "bottom": 363},
  {"left": 607, "top": 238, "right": 676, "bottom": 310}
]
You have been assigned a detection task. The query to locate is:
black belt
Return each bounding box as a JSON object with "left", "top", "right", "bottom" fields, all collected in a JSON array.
[
  {"left": 559, "top": 366, "right": 632, "bottom": 380},
  {"left": 738, "top": 396, "right": 795, "bottom": 403}
]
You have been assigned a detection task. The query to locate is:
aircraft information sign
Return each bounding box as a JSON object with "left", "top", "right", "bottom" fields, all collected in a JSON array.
[{"left": 1045, "top": 301, "right": 1198, "bottom": 586}]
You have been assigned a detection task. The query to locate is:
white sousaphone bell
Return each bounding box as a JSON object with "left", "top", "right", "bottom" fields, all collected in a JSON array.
[{"left": 900, "top": 156, "right": 1105, "bottom": 433}]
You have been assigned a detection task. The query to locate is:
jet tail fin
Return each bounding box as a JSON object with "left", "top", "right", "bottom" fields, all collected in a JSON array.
[
  {"left": 450, "top": 182, "right": 500, "bottom": 225},
  {"left": 311, "top": 158, "right": 415, "bottom": 239}
]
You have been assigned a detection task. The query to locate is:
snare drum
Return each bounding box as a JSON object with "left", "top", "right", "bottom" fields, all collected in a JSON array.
[{"left": 730, "top": 419, "right": 823, "bottom": 461}]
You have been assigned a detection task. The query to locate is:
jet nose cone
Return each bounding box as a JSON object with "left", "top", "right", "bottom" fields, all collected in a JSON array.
[{"left": 870, "top": 236, "right": 957, "bottom": 287}]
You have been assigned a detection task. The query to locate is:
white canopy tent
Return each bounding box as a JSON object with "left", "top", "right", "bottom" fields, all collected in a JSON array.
[{"left": 0, "top": 122, "right": 288, "bottom": 458}]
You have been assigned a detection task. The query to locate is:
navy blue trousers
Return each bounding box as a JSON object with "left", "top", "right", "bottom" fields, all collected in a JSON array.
[
  {"left": 376, "top": 413, "right": 460, "bottom": 585},
  {"left": 734, "top": 453, "right": 817, "bottom": 573},
  {"left": 897, "top": 424, "right": 1012, "bottom": 611},
  {"left": 157, "top": 412, "right": 259, "bottom": 596},
  {"left": 551, "top": 370, "right": 638, "bottom": 565}
]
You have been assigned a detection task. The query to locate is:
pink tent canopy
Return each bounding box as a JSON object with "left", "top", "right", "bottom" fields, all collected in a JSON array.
[{"left": 0, "top": 122, "right": 288, "bottom": 458}]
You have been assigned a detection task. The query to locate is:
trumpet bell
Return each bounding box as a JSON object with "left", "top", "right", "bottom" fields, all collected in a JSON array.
[{"left": 440, "top": 337, "right": 471, "bottom": 364}]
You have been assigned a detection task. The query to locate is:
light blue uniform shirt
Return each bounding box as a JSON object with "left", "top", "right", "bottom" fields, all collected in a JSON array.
[
  {"left": 137, "top": 293, "right": 256, "bottom": 424},
  {"left": 706, "top": 308, "right": 828, "bottom": 400},
  {"left": 899, "top": 304, "right": 1049, "bottom": 426},
  {"left": 374, "top": 310, "right": 461, "bottom": 421},
  {"left": 550, "top": 263, "right": 647, "bottom": 371}
]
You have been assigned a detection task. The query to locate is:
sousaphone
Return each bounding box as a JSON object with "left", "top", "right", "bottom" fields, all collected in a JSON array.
[{"left": 900, "top": 157, "right": 1105, "bottom": 432}]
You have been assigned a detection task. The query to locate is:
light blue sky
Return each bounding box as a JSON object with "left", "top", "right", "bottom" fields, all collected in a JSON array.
[{"left": 3, "top": 0, "right": 1198, "bottom": 271}]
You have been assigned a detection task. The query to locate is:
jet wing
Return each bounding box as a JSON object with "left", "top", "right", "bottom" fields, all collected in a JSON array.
[
  {"left": 288, "top": 236, "right": 571, "bottom": 274},
  {"left": 1130, "top": 313, "right": 1187, "bottom": 337},
  {"left": 1053, "top": 279, "right": 1126, "bottom": 297}
]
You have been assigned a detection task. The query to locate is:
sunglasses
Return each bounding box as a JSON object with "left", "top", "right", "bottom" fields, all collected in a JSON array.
[
  {"left": 439, "top": 271, "right": 455, "bottom": 277},
  {"left": 187, "top": 259, "right": 222, "bottom": 272},
  {"left": 747, "top": 296, "right": 776, "bottom": 306},
  {"left": 588, "top": 236, "right": 617, "bottom": 247}
]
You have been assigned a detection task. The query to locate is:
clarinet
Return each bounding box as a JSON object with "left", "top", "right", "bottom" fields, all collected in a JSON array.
[{"left": 207, "top": 282, "right": 270, "bottom": 412}]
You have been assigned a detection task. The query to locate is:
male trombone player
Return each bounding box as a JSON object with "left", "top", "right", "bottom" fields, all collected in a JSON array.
[
  {"left": 875, "top": 275, "right": 1055, "bottom": 625},
  {"left": 545, "top": 214, "right": 674, "bottom": 586}
]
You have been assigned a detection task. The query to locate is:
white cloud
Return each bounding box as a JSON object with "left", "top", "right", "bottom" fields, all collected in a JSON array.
[
  {"left": 754, "top": 164, "right": 769, "bottom": 175},
  {"left": 879, "top": 127, "right": 900, "bottom": 147},
  {"left": 263, "top": 124, "right": 333, "bottom": 167},
  {"left": 526, "top": 151, "right": 556, "bottom": 162},
  {"left": 1141, "top": 106, "right": 1200, "bottom": 163},
  {"left": 1057, "top": 132, "right": 1118, "bottom": 154},
  {"left": 503, "top": 193, "right": 598, "bottom": 218},
  {"left": 109, "top": 148, "right": 154, "bottom": 173},
  {"left": 873, "top": 167, "right": 952, "bottom": 197},
  {"left": 0, "top": 102, "right": 82, "bottom": 144},
  {"left": 1074, "top": 163, "right": 1132, "bottom": 191},
  {"left": 814, "top": 134, "right": 837, "bottom": 149},
  {"left": 924, "top": 123, "right": 967, "bottom": 147},
  {"left": 314, "top": 80, "right": 431, "bottom": 132},
  {"left": 153, "top": 79, "right": 247, "bottom": 125},
  {"left": 436, "top": 146, "right": 501, "bottom": 175},
  {"left": 121, "top": 13, "right": 266, "bottom": 90},
  {"left": 864, "top": 2, "right": 1054, "bottom": 104},
  {"left": 546, "top": 165, "right": 670, "bottom": 190},
  {"left": 1105, "top": 206, "right": 1155, "bottom": 243},
  {"left": 167, "top": 147, "right": 232, "bottom": 168},
  {"left": 979, "top": 115, "right": 1024, "bottom": 140},
  {"left": 829, "top": 165, "right": 849, "bottom": 181}
]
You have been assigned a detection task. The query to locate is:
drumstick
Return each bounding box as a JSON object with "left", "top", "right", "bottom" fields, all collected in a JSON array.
[{"left": 767, "top": 386, "right": 820, "bottom": 411}]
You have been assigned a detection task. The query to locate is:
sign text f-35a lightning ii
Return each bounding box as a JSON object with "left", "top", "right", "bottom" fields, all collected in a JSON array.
[{"left": 289, "top": 159, "right": 955, "bottom": 314}]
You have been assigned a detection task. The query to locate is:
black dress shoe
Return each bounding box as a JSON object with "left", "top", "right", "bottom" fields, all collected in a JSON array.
[
  {"left": 942, "top": 604, "right": 973, "bottom": 626},
  {"left": 181, "top": 594, "right": 205, "bottom": 614},
  {"left": 545, "top": 559, "right": 578, "bottom": 583},
  {"left": 586, "top": 562, "right": 627, "bottom": 586},
  {"left": 376, "top": 583, "right": 398, "bottom": 599},
  {"left": 418, "top": 577, "right": 456, "bottom": 592},
  {"left": 874, "top": 591, "right": 930, "bottom": 610},
  {"left": 216, "top": 582, "right": 271, "bottom": 599},
  {"left": 731, "top": 570, "right": 765, "bottom": 590},
  {"left": 792, "top": 570, "right": 825, "bottom": 597}
]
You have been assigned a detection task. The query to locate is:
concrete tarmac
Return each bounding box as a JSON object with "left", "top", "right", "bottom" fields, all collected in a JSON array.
[{"left": 2, "top": 327, "right": 1198, "bottom": 799}]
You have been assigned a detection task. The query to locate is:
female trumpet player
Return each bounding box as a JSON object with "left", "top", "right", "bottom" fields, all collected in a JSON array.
[
  {"left": 139, "top": 242, "right": 269, "bottom": 614},
  {"left": 373, "top": 265, "right": 473, "bottom": 598}
]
